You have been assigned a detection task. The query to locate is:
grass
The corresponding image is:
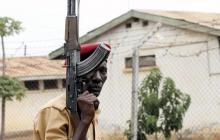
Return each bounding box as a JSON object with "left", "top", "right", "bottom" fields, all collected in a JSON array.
[
  {"left": 4, "top": 126, "right": 220, "bottom": 140},
  {"left": 102, "top": 132, "right": 127, "bottom": 140}
]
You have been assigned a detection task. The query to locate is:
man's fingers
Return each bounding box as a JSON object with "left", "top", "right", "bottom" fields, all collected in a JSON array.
[
  {"left": 77, "top": 93, "right": 98, "bottom": 103},
  {"left": 77, "top": 91, "right": 91, "bottom": 100},
  {"left": 80, "top": 90, "right": 89, "bottom": 96},
  {"left": 77, "top": 91, "right": 99, "bottom": 111},
  {"left": 78, "top": 92, "right": 95, "bottom": 99},
  {"left": 78, "top": 97, "right": 97, "bottom": 103}
]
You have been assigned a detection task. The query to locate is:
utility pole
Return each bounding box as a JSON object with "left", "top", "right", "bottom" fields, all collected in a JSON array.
[{"left": 131, "top": 22, "right": 162, "bottom": 140}]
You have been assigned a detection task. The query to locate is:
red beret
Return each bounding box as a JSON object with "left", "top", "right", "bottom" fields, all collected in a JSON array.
[
  {"left": 80, "top": 43, "right": 111, "bottom": 57},
  {"left": 63, "top": 43, "right": 111, "bottom": 67}
]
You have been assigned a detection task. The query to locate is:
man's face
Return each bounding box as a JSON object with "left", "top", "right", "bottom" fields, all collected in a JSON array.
[{"left": 83, "top": 61, "right": 107, "bottom": 97}]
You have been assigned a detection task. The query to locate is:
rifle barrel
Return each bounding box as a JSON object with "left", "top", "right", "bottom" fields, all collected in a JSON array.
[
  {"left": 67, "top": 0, "right": 71, "bottom": 15},
  {"left": 67, "top": 0, "right": 76, "bottom": 15},
  {"left": 72, "top": 0, "right": 76, "bottom": 15}
]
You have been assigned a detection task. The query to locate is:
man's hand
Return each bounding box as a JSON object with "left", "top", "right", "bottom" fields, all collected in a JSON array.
[
  {"left": 77, "top": 91, "right": 99, "bottom": 124},
  {"left": 71, "top": 91, "right": 99, "bottom": 140}
]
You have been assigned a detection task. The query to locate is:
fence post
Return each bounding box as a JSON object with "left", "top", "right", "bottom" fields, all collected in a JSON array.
[
  {"left": 130, "top": 22, "right": 162, "bottom": 140},
  {"left": 131, "top": 48, "right": 139, "bottom": 140}
]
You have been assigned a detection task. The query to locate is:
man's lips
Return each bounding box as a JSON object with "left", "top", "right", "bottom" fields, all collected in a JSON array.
[
  {"left": 90, "top": 87, "right": 101, "bottom": 92},
  {"left": 87, "top": 83, "right": 102, "bottom": 93}
]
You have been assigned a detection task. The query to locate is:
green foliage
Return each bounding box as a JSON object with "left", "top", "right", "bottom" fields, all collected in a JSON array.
[
  {"left": 125, "top": 68, "right": 191, "bottom": 140},
  {"left": 138, "top": 68, "right": 162, "bottom": 136},
  {"left": 0, "top": 17, "right": 23, "bottom": 37},
  {"left": 160, "top": 78, "right": 191, "bottom": 138},
  {"left": 0, "top": 75, "right": 26, "bottom": 101},
  {"left": 0, "top": 17, "right": 23, "bottom": 76},
  {"left": 124, "top": 120, "right": 148, "bottom": 140},
  {"left": 0, "top": 17, "right": 24, "bottom": 139}
]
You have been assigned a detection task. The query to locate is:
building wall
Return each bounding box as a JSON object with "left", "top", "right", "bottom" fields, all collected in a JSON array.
[
  {"left": 0, "top": 77, "right": 65, "bottom": 132},
  {"left": 2, "top": 90, "right": 64, "bottom": 132},
  {"left": 87, "top": 18, "right": 220, "bottom": 130}
]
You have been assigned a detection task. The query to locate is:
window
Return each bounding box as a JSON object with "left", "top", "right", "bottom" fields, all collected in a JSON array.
[
  {"left": 24, "top": 80, "right": 39, "bottom": 90},
  {"left": 126, "top": 23, "right": 132, "bottom": 28},
  {"left": 133, "top": 18, "right": 139, "bottom": 22},
  {"left": 44, "top": 80, "right": 58, "bottom": 89},
  {"left": 62, "top": 79, "right": 66, "bottom": 88},
  {"left": 142, "top": 20, "right": 149, "bottom": 27},
  {"left": 125, "top": 55, "right": 156, "bottom": 68}
]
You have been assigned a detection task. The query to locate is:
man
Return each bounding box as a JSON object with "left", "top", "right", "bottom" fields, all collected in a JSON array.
[{"left": 33, "top": 43, "right": 111, "bottom": 140}]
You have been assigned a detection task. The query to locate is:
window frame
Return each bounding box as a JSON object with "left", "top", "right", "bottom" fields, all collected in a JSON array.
[{"left": 125, "top": 55, "right": 156, "bottom": 69}]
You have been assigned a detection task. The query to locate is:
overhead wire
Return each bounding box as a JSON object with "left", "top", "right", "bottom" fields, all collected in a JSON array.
[{"left": 2, "top": 17, "right": 220, "bottom": 59}]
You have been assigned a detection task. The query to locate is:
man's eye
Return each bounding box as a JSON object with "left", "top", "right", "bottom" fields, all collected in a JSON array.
[
  {"left": 101, "top": 70, "right": 107, "bottom": 74},
  {"left": 99, "top": 68, "right": 107, "bottom": 74}
]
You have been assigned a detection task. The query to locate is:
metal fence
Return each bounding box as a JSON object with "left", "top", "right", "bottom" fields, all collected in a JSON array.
[
  {"left": 1, "top": 27, "right": 220, "bottom": 140},
  {"left": 1, "top": 47, "right": 220, "bottom": 140}
]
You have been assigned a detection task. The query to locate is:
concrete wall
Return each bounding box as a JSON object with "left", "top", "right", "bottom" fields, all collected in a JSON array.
[{"left": 0, "top": 90, "right": 64, "bottom": 132}]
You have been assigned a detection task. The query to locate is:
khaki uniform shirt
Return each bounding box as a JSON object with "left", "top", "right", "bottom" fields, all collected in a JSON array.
[{"left": 33, "top": 94, "right": 102, "bottom": 140}]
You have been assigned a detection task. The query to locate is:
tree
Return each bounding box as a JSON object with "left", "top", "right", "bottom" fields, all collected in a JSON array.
[
  {"left": 0, "top": 76, "right": 26, "bottom": 139},
  {"left": 160, "top": 77, "right": 191, "bottom": 139},
  {"left": 0, "top": 17, "right": 24, "bottom": 139},
  {"left": 125, "top": 68, "right": 191, "bottom": 140},
  {"left": 0, "top": 17, "right": 23, "bottom": 75}
]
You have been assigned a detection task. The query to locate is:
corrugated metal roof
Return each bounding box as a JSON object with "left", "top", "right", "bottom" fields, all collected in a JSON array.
[
  {"left": 0, "top": 56, "right": 65, "bottom": 80},
  {"left": 137, "top": 9, "right": 220, "bottom": 30}
]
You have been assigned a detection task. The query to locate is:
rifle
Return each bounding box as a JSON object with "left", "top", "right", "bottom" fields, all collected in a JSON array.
[{"left": 64, "top": 0, "right": 111, "bottom": 113}]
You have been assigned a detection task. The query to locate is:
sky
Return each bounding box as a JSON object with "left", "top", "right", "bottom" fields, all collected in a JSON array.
[{"left": 1, "top": 0, "right": 220, "bottom": 57}]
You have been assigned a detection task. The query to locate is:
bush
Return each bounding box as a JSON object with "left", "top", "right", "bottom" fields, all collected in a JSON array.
[{"left": 125, "top": 68, "right": 191, "bottom": 140}]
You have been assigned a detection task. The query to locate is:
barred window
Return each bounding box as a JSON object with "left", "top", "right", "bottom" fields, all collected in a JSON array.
[
  {"left": 44, "top": 80, "right": 58, "bottom": 89},
  {"left": 125, "top": 55, "right": 156, "bottom": 68},
  {"left": 24, "top": 80, "right": 39, "bottom": 90}
]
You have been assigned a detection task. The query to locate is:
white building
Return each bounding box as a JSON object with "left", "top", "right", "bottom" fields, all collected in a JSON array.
[
  {"left": 50, "top": 10, "right": 220, "bottom": 131},
  {"left": 0, "top": 56, "right": 66, "bottom": 135}
]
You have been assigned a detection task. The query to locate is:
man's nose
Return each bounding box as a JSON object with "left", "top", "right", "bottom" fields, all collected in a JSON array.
[{"left": 92, "top": 71, "right": 102, "bottom": 82}]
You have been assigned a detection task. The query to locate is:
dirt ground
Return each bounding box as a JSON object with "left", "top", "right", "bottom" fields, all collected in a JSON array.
[
  {"left": 178, "top": 127, "right": 220, "bottom": 140},
  {"left": 3, "top": 127, "right": 220, "bottom": 140},
  {"left": 4, "top": 132, "right": 32, "bottom": 140},
  {"left": 5, "top": 135, "right": 32, "bottom": 140}
]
